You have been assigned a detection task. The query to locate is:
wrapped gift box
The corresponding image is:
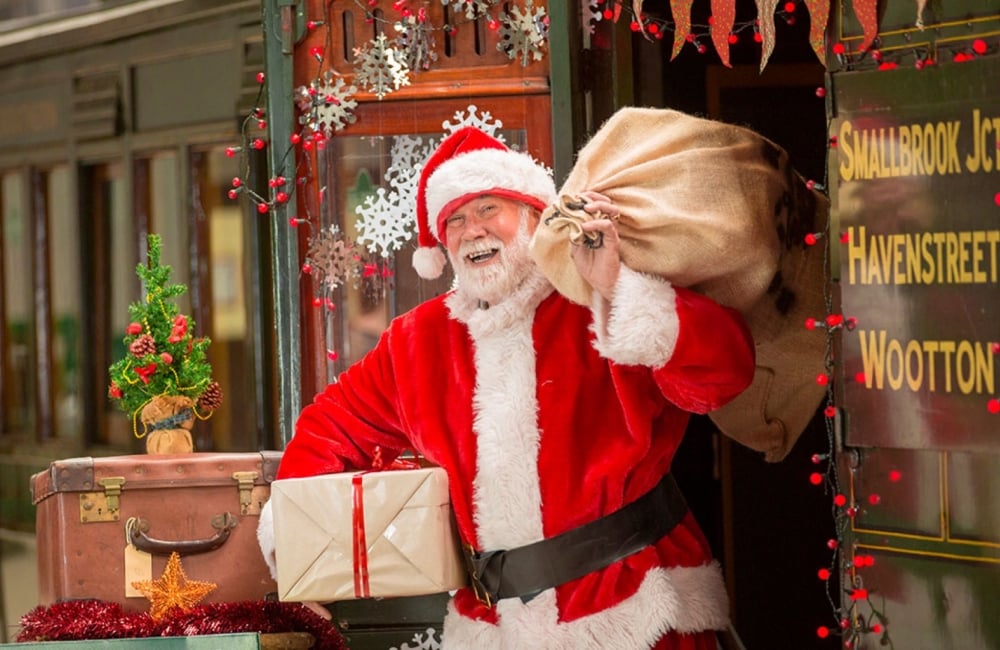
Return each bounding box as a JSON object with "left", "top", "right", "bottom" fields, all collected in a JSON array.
[{"left": 271, "top": 467, "right": 466, "bottom": 602}]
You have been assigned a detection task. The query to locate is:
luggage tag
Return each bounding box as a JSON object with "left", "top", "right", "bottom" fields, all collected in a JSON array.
[{"left": 124, "top": 517, "right": 152, "bottom": 596}]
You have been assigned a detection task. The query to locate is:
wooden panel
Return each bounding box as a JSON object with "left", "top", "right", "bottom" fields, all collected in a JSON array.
[
  {"left": 296, "top": 0, "right": 549, "bottom": 100},
  {"left": 72, "top": 72, "right": 121, "bottom": 142},
  {"left": 133, "top": 50, "right": 241, "bottom": 131},
  {"left": 843, "top": 550, "right": 1000, "bottom": 650},
  {"left": 346, "top": 94, "right": 553, "bottom": 161},
  {"left": 842, "top": 448, "right": 1000, "bottom": 647},
  {"left": 833, "top": 0, "right": 1000, "bottom": 67},
  {"left": 849, "top": 448, "right": 1000, "bottom": 562},
  {"left": 946, "top": 452, "right": 1000, "bottom": 544}
]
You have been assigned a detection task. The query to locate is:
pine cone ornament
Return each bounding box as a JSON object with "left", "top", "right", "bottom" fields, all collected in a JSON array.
[
  {"left": 130, "top": 334, "right": 157, "bottom": 357},
  {"left": 197, "top": 381, "right": 223, "bottom": 412}
]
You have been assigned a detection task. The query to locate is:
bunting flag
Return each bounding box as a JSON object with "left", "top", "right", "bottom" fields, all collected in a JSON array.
[
  {"left": 802, "top": 0, "right": 830, "bottom": 64},
  {"left": 633, "top": 0, "right": 649, "bottom": 37},
  {"left": 710, "top": 0, "right": 737, "bottom": 67},
  {"left": 670, "top": 0, "right": 694, "bottom": 59},
  {"left": 755, "top": 0, "right": 779, "bottom": 71},
  {"left": 852, "top": 0, "right": 879, "bottom": 52}
]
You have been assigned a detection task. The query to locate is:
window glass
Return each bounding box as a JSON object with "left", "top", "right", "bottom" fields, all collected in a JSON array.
[
  {"left": 192, "top": 146, "right": 259, "bottom": 451},
  {"left": 1, "top": 172, "right": 35, "bottom": 434},
  {"left": 107, "top": 163, "right": 134, "bottom": 357},
  {"left": 47, "top": 165, "right": 83, "bottom": 440},
  {"left": 148, "top": 152, "right": 191, "bottom": 314},
  {"left": 89, "top": 162, "right": 139, "bottom": 447},
  {"left": 319, "top": 134, "right": 446, "bottom": 376},
  {"left": 318, "top": 129, "right": 526, "bottom": 378}
]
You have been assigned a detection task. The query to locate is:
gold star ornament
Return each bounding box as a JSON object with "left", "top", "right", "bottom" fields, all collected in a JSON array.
[{"left": 131, "top": 551, "right": 217, "bottom": 620}]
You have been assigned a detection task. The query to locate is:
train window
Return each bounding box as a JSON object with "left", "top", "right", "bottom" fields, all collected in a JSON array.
[
  {"left": 314, "top": 128, "right": 528, "bottom": 378},
  {"left": 318, "top": 133, "right": 453, "bottom": 376},
  {"left": 77, "top": 161, "right": 139, "bottom": 447},
  {"left": 1, "top": 171, "right": 36, "bottom": 436},
  {"left": 188, "top": 146, "right": 265, "bottom": 451},
  {"left": 145, "top": 152, "right": 190, "bottom": 314},
  {"left": 46, "top": 165, "right": 83, "bottom": 441}
]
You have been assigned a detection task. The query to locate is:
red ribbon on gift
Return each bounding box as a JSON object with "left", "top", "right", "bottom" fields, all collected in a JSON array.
[
  {"left": 351, "top": 447, "right": 421, "bottom": 598},
  {"left": 351, "top": 474, "right": 370, "bottom": 598}
]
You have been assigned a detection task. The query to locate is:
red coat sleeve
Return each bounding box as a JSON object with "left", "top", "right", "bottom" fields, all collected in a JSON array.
[
  {"left": 276, "top": 327, "right": 412, "bottom": 479},
  {"left": 593, "top": 267, "right": 755, "bottom": 414},
  {"left": 651, "top": 285, "right": 755, "bottom": 413}
]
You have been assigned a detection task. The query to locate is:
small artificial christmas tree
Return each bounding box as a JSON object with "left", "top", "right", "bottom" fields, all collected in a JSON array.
[{"left": 108, "top": 234, "right": 222, "bottom": 453}]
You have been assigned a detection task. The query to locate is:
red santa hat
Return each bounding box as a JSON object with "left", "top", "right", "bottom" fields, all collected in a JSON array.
[{"left": 412, "top": 127, "right": 557, "bottom": 279}]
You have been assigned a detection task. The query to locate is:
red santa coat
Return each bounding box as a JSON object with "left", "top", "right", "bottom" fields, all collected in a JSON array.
[{"left": 274, "top": 267, "right": 754, "bottom": 649}]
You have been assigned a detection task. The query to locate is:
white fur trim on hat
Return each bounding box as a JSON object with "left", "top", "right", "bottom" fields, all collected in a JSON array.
[
  {"left": 425, "top": 148, "right": 557, "bottom": 240},
  {"left": 412, "top": 245, "right": 447, "bottom": 280}
]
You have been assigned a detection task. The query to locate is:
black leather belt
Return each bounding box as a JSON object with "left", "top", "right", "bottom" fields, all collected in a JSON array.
[{"left": 462, "top": 473, "right": 688, "bottom": 606}]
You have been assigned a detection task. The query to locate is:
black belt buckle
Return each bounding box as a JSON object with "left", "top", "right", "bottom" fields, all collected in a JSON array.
[{"left": 462, "top": 544, "right": 496, "bottom": 608}]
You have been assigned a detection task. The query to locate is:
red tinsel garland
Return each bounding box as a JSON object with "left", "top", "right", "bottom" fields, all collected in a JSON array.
[{"left": 16, "top": 600, "right": 346, "bottom": 649}]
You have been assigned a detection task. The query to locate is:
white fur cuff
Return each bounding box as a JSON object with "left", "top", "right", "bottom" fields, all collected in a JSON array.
[
  {"left": 257, "top": 498, "right": 278, "bottom": 581},
  {"left": 591, "top": 267, "right": 679, "bottom": 367}
]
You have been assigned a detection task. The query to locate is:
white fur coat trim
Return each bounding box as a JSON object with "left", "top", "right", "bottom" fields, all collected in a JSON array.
[
  {"left": 447, "top": 269, "right": 553, "bottom": 550},
  {"left": 442, "top": 561, "right": 730, "bottom": 649},
  {"left": 591, "top": 266, "right": 679, "bottom": 367}
]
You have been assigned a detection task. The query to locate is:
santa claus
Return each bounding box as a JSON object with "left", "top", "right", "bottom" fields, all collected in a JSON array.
[{"left": 259, "top": 127, "right": 755, "bottom": 649}]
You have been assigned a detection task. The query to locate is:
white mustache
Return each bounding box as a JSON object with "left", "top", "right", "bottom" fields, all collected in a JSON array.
[{"left": 458, "top": 237, "right": 504, "bottom": 258}]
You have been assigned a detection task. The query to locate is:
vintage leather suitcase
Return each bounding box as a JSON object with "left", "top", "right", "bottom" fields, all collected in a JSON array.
[{"left": 31, "top": 452, "right": 280, "bottom": 612}]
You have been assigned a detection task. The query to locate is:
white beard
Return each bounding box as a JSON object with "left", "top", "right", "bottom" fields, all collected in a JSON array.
[{"left": 449, "top": 219, "right": 534, "bottom": 306}]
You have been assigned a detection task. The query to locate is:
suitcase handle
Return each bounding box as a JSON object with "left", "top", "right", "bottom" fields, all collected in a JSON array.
[{"left": 127, "top": 513, "right": 237, "bottom": 556}]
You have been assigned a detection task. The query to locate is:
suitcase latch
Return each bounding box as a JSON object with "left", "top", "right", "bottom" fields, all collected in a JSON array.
[
  {"left": 79, "top": 477, "right": 126, "bottom": 523},
  {"left": 232, "top": 471, "right": 265, "bottom": 516}
]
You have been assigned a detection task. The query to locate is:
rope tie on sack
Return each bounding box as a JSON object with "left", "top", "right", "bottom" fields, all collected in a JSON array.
[
  {"left": 543, "top": 195, "right": 613, "bottom": 250},
  {"left": 148, "top": 408, "right": 194, "bottom": 431}
]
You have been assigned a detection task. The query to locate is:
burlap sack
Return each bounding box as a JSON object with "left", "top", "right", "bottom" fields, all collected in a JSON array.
[{"left": 529, "top": 108, "right": 828, "bottom": 461}]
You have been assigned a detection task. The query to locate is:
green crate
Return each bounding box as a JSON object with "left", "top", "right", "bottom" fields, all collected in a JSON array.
[{"left": 0, "top": 633, "right": 263, "bottom": 649}]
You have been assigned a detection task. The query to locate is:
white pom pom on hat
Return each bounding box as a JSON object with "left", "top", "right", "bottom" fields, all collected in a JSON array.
[
  {"left": 412, "top": 127, "right": 557, "bottom": 280},
  {"left": 412, "top": 245, "right": 447, "bottom": 279}
]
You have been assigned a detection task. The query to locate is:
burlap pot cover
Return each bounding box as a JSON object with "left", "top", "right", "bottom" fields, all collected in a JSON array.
[
  {"left": 529, "top": 107, "right": 828, "bottom": 461},
  {"left": 140, "top": 394, "right": 196, "bottom": 454}
]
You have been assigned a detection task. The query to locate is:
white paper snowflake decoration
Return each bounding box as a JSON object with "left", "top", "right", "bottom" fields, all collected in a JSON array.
[
  {"left": 353, "top": 33, "right": 411, "bottom": 99},
  {"left": 439, "top": 0, "right": 497, "bottom": 20},
  {"left": 353, "top": 105, "right": 509, "bottom": 262},
  {"left": 296, "top": 71, "right": 358, "bottom": 137},
  {"left": 498, "top": 0, "right": 549, "bottom": 65},
  {"left": 444, "top": 104, "right": 551, "bottom": 177},
  {"left": 305, "top": 226, "right": 360, "bottom": 291},
  {"left": 355, "top": 186, "right": 416, "bottom": 258},
  {"left": 441, "top": 104, "right": 504, "bottom": 138},
  {"left": 390, "top": 627, "right": 443, "bottom": 650},
  {"left": 395, "top": 16, "right": 438, "bottom": 72},
  {"left": 581, "top": 0, "right": 602, "bottom": 34},
  {"left": 385, "top": 135, "right": 435, "bottom": 199}
]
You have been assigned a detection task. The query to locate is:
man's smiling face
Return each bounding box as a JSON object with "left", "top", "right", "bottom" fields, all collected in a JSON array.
[{"left": 443, "top": 195, "right": 538, "bottom": 304}]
